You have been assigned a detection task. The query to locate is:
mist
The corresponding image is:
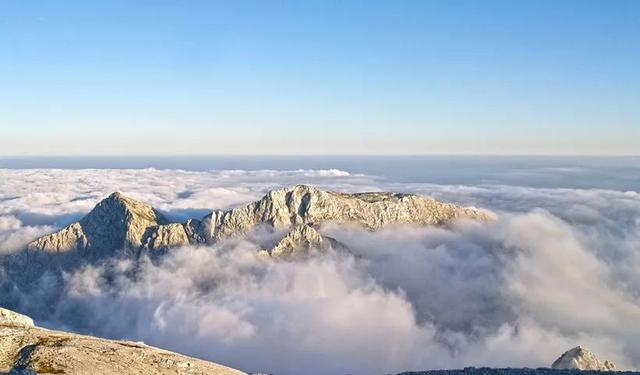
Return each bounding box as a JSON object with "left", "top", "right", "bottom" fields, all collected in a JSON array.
[{"left": 1, "top": 168, "right": 639, "bottom": 374}]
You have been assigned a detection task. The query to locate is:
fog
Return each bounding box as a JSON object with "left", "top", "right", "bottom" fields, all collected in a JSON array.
[{"left": 0, "top": 168, "right": 639, "bottom": 374}]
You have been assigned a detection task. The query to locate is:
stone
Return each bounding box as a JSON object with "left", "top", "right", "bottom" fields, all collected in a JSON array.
[
  {"left": 26, "top": 185, "right": 491, "bottom": 258},
  {"left": 27, "top": 192, "right": 167, "bottom": 259},
  {"left": 0, "top": 308, "right": 34, "bottom": 327},
  {"left": 551, "top": 346, "right": 616, "bottom": 371},
  {"left": 267, "top": 224, "right": 341, "bottom": 258},
  {"left": 0, "top": 308, "right": 245, "bottom": 375}
]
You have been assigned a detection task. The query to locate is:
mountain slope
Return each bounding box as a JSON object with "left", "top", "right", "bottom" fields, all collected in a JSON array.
[
  {"left": 26, "top": 185, "right": 490, "bottom": 258},
  {"left": 0, "top": 308, "right": 245, "bottom": 375},
  {"left": 27, "top": 192, "right": 167, "bottom": 258}
]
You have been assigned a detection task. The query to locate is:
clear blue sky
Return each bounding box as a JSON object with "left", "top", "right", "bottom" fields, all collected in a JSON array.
[{"left": 1, "top": 0, "right": 638, "bottom": 155}]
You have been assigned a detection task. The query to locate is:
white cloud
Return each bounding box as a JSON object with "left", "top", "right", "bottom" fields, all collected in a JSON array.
[{"left": 1, "top": 168, "right": 640, "bottom": 374}]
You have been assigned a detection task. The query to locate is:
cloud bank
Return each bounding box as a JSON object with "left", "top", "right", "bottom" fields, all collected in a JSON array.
[{"left": 1, "top": 168, "right": 639, "bottom": 374}]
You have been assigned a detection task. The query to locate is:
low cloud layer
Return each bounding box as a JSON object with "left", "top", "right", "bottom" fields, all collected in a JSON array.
[{"left": 1, "top": 168, "right": 639, "bottom": 374}]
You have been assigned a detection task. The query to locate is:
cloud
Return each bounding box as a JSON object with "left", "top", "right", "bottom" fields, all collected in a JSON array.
[
  {"left": 0, "top": 168, "right": 370, "bottom": 252},
  {"left": 1, "top": 168, "right": 639, "bottom": 374}
]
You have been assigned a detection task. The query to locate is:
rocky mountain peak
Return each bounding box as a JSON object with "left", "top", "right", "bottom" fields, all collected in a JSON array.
[
  {"left": 88, "top": 191, "right": 164, "bottom": 225},
  {"left": 551, "top": 346, "right": 616, "bottom": 371},
  {"left": 27, "top": 191, "right": 166, "bottom": 258},
  {"left": 26, "top": 186, "right": 491, "bottom": 259}
]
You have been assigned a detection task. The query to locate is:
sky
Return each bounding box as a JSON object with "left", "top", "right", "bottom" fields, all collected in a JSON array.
[{"left": 1, "top": 0, "right": 638, "bottom": 155}]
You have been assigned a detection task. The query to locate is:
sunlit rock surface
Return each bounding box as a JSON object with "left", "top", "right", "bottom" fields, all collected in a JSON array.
[
  {"left": 27, "top": 192, "right": 167, "bottom": 258},
  {"left": 0, "top": 308, "right": 245, "bottom": 375},
  {"left": 264, "top": 224, "right": 341, "bottom": 258},
  {"left": 26, "top": 185, "right": 490, "bottom": 258},
  {"left": 0, "top": 308, "right": 33, "bottom": 328},
  {"left": 551, "top": 346, "right": 616, "bottom": 371}
]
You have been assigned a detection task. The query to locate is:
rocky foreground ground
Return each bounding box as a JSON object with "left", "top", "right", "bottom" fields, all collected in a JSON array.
[
  {"left": 2, "top": 305, "right": 628, "bottom": 375},
  {"left": 0, "top": 308, "right": 245, "bottom": 375}
]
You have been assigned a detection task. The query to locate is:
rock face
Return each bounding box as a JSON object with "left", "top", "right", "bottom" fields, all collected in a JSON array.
[
  {"left": 551, "top": 346, "right": 616, "bottom": 371},
  {"left": 27, "top": 192, "right": 167, "bottom": 259},
  {"left": 197, "top": 186, "right": 489, "bottom": 243},
  {"left": 266, "top": 225, "right": 341, "bottom": 258},
  {"left": 0, "top": 308, "right": 245, "bottom": 375},
  {"left": 0, "top": 308, "right": 34, "bottom": 328},
  {"left": 27, "top": 185, "right": 490, "bottom": 258}
]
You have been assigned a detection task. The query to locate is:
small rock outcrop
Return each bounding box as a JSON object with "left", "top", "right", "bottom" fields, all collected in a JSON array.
[
  {"left": 265, "top": 225, "right": 341, "bottom": 258},
  {"left": 0, "top": 308, "right": 244, "bottom": 375},
  {"left": 26, "top": 185, "right": 490, "bottom": 258},
  {"left": 551, "top": 346, "right": 616, "bottom": 371},
  {"left": 0, "top": 308, "right": 34, "bottom": 327}
]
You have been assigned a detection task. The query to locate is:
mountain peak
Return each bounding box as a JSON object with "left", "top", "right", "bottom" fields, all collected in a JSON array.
[
  {"left": 27, "top": 186, "right": 491, "bottom": 259},
  {"left": 109, "top": 191, "right": 126, "bottom": 199},
  {"left": 98, "top": 191, "right": 155, "bottom": 214},
  {"left": 27, "top": 192, "right": 166, "bottom": 258},
  {"left": 551, "top": 346, "right": 616, "bottom": 371},
  {"left": 105, "top": 191, "right": 135, "bottom": 204}
]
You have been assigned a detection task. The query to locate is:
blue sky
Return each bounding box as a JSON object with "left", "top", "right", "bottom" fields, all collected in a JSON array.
[{"left": 1, "top": 0, "right": 638, "bottom": 155}]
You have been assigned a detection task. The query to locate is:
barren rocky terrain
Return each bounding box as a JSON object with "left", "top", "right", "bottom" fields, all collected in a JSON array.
[{"left": 0, "top": 308, "right": 245, "bottom": 375}]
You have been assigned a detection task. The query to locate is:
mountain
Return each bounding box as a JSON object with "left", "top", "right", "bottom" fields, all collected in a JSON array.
[
  {"left": 551, "top": 346, "right": 616, "bottom": 371},
  {"left": 26, "top": 185, "right": 490, "bottom": 259},
  {"left": 27, "top": 192, "right": 168, "bottom": 259},
  {"left": 0, "top": 308, "right": 244, "bottom": 375}
]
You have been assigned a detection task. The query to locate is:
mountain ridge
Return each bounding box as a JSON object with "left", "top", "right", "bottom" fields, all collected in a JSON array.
[{"left": 26, "top": 185, "right": 491, "bottom": 259}]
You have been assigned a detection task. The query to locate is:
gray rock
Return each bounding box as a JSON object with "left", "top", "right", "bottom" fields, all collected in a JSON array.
[
  {"left": 0, "top": 308, "right": 34, "bottom": 327},
  {"left": 0, "top": 308, "right": 245, "bottom": 375},
  {"left": 266, "top": 224, "right": 341, "bottom": 258},
  {"left": 27, "top": 192, "right": 167, "bottom": 259},
  {"left": 26, "top": 185, "right": 491, "bottom": 258},
  {"left": 200, "top": 185, "right": 490, "bottom": 244},
  {"left": 551, "top": 346, "right": 616, "bottom": 371}
]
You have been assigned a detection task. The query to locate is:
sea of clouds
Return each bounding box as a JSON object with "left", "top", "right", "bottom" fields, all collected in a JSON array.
[{"left": 0, "top": 168, "right": 639, "bottom": 375}]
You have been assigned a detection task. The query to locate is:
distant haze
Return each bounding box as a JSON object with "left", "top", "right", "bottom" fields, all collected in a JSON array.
[{"left": 1, "top": 155, "right": 639, "bottom": 191}]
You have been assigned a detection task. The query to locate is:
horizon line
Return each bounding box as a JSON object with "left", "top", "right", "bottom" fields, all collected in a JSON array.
[{"left": 1, "top": 153, "right": 640, "bottom": 158}]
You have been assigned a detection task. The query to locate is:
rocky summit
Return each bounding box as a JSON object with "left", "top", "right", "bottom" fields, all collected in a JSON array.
[
  {"left": 551, "top": 346, "right": 616, "bottom": 371},
  {"left": 0, "top": 308, "right": 245, "bottom": 375},
  {"left": 26, "top": 185, "right": 490, "bottom": 259},
  {"left": 27, "top": 191, "right": 168, "bottom": 260}
]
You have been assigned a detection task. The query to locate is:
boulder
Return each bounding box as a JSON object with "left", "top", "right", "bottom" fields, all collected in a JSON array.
[{"left": 0, "top": 308, "right": 34, "bottom": 327}]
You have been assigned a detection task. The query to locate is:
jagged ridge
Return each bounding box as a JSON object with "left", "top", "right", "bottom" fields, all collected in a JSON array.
[{"left": 27, "top": 185, "right": 491, "bottom": 258}]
